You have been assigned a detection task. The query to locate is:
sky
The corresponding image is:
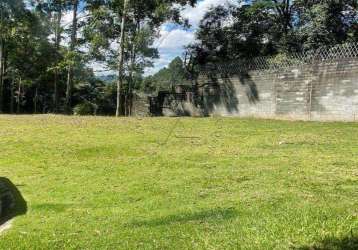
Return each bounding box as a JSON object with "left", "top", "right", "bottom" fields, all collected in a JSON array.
[
  {"left": 147, "top": 0, "right": 237, "bottom": 76},
  {"left": 60, "top": 0, "right": 237, "bottom": 76}
]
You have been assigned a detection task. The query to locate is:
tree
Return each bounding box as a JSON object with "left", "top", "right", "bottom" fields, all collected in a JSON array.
[
  {"left": 0, "top": 0, "right": 27, "bottom": 113},
  {"left": 53, "top": 1, "right": 63, "bottom": 112},
  {"left": 116, "top": 0, "right": 129, "bottom": 117},
  {"left": 7, "top": 5, "right": 57, "bottom": 114},
  {"left": 85, "top": 0, "right": 198, "bottom": 116},
  {"left": 65, "top": 0, "right": 80, "bottom": 113},
  {"left": 48, "top": 0, "right": 66, "bottom": 112},
  {"left": 187, "top": 0, "right": 358, "bottom": 66},
  {"left": 124, "top": 21, "right": 159, "bottom": 115},
  {"left": 168, "top": 57, "right": 187, "bottom": 87},
  {"left": 295, "top": 0, "right": 358, "bottom": 50}
]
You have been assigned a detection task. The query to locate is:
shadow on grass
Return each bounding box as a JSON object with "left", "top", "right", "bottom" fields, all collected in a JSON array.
[
  {"left": 31, "top": 203, "right": 74, "bottom": 213},
  {"left": 129, "top": 207, "right": 238, "bottom": 227},
  {"left": 295, "top": 235, "right": 358, "bottom": 250},
  {"left": 0, "top": 177, "right": 27, "bottom": 226}
]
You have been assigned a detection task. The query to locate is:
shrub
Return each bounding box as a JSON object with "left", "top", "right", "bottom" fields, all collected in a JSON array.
[{"left": 73, "top": 102, "right": 96, "bottom": 116}]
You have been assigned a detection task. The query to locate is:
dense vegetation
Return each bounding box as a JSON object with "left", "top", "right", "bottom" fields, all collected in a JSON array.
[
  {"left": 0, "top": 0, "right": 197, "bottom": 116},
  {"left": 0, "top": 1, "right": 356, "bottom": 116},
  {"left": 186, "top": 0, "right": 357, "bottom": 68},
  {"left": 142, "top": 57, "right": 189, "bottom": 94},
  {"left": 0, "top": 116, "right": 357, "bottom": 249}
]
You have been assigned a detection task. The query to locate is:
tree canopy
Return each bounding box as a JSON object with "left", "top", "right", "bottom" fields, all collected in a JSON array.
[
  {"left": 186, "top": 0, "right": 357, "bottom": 66},
  {"left": 0, "top": 0, "right": 198, "bottom": 115}
]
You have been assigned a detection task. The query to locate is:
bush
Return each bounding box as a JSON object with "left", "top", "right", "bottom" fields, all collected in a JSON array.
[{"left": 73, "top": 102, "right": 96, "bottom": 116}]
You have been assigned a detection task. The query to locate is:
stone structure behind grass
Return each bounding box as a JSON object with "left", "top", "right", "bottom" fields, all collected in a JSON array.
[
  {"left": 142, "top": 43, "right": 358, "bottom": 121},
  {"left": 197, "top": 43, "right": 358, "bottom": 121}
]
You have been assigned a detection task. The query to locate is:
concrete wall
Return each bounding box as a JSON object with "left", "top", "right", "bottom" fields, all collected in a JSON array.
[
  {"left": 198, "top": 58, "right": 358, "bottom": 121},
  {"left": 131, "top": 93, "right": 150, "bottom": 116}
]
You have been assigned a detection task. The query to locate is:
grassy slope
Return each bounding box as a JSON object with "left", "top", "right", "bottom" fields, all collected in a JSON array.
[{"left": 0, "top": 115, "right": 357, "bottom": 249}]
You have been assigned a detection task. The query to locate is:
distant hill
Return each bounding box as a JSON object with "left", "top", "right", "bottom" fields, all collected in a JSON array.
[
  {"left": 142, "top": 57, "right": 190, "bottom": 93},
  {"left": 97, "top": 74, "right": 117, "bottom": 83}
]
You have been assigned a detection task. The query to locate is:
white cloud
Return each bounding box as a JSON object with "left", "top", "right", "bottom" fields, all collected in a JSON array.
[
  {"left": 181, "top": 0, "right": 235, "bottom": 28},
  {"left": 62, "top": 11, "right": 74, "bottom": 27},
  {"left": 157, "top": 29, "right": 196, "bottom": 49}
]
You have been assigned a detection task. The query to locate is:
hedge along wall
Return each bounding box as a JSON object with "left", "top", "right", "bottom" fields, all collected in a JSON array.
[{"left": 197, "top": 56, "right": 358, "bottom": 121}]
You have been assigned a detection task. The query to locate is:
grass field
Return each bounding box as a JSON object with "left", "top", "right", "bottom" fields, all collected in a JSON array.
[{"left": 0, "top": 115, "right": 357, "bottom": 249}]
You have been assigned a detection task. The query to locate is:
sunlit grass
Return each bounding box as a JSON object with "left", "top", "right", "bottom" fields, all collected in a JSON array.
[{"left": 0, "top": 115, "right": 357, "bottom": 249}]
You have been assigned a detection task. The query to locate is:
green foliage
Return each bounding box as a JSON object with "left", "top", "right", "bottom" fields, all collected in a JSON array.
[
  {"left": 73, "top": 102, "right": 96, "bottom": 115},
  {"left": 188, "top": 0, "right": 358, "bottom": 65},
  {"left": 142, "top": 57, "right": 189, "bottom": 93},
  {"left": 83, "top": 0, "right": 197, "bottom": 70},
  {"left": 0, "top": 0, "right": 112, "bottom": 114}
]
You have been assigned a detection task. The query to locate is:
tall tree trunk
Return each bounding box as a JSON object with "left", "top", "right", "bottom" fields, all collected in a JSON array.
[
  {"left": 10, "top": 77, "right": 14, "bottom": 114},
  {"left": 127, "top": 38, "right": 137, "bottom": 116},
  {"left": 125, "top": 44, "right": 134, "bottom": 116},
  {"left": 126, "top": 19, "right": 140, "bottom": 116},
  {"left": 54, "top": 9, "right": 62, "bottom": 113},
  {"left": 65, "top": 0, "right": 79, "bottom": 114},
  {"left": 17, "top": 77, "right": 21, "bottom": 114},
  {"left": 0, "top": 38, "right": 4, "bottom": 113},
  {"left": 34, "top": 86, "right": 38, "bottom": 114},
  {"left": 116, "top": 0, "right": 129, "bottom": 117}
]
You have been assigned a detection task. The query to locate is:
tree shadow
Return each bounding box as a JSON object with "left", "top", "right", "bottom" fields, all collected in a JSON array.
[
  {"left": 294, "top": 235, "right": 358, "bottom": 250},
  {"left": 200, "top": 69, "right": 259, "bottom": 116},
  {"left": 31, "top": 203, "right": 73, "bottom": 213},
  {"left": 237, "top": 72, "right": 259, "bottom": 104},
  {"left": 129, "top": 207, "right": 238, "bottom": 227},
  {"left": 201, "top": 72, "right": 239, "bottom": 115},
  {"left": 0, "top": 177, "right": 27, "bottom": 226}
]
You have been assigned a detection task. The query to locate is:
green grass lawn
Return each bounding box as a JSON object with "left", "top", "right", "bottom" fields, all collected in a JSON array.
[{"left": 0, "top": 115, "right": 357, "bottom": 249}]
